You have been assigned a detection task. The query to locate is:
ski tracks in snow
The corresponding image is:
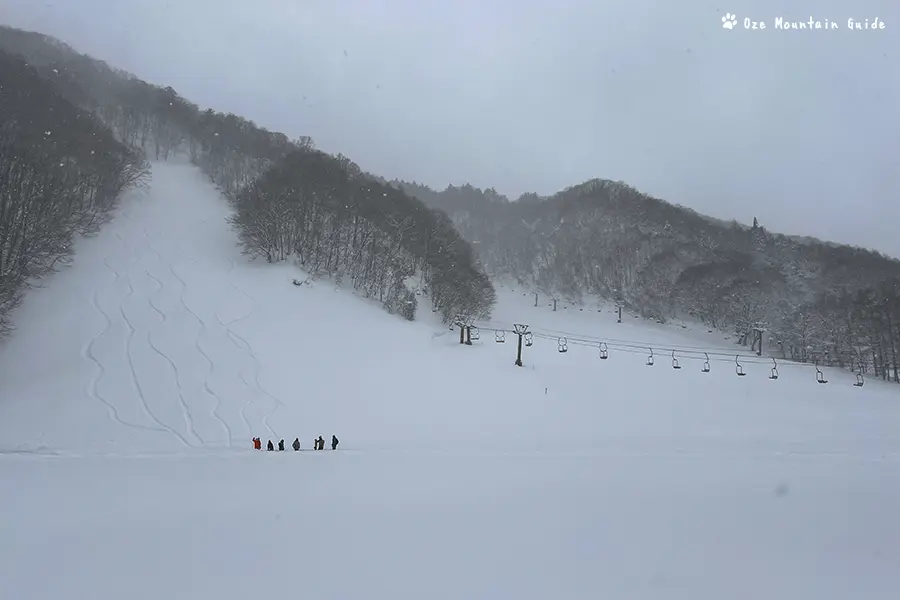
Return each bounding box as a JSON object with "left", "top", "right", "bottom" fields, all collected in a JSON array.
[
  {"left": 211, "top": 265, "right": 257, "bottom": 438},
  {"left": 138, "top": 267, "right": 206, "bottom": 447},
  {"left": 165, "top": 259, "right": 234, "bottom": 446},
  {"left": 138, "top": 228, "right": 236, "bottom": 447},
  {"left": 80, "top": 267, "right": 167, "bottom": 437},
  {"left": 214, "top": 271, "right": 286, "bottom": 439},
  {"left": 78, "top": 195, "right": 282, "bottom": 448},
  {"left": 102, "top": 252, "right": 194, "bottom": 448}
]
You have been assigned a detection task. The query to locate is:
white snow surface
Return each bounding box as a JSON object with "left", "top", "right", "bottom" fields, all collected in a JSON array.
[{"left": 2, "top": 159, "right": 900, "bottom": 599}]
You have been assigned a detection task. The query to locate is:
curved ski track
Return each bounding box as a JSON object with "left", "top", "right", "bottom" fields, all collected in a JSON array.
[
  {"left": 212, "top": 259, "right": 256, "bottom": 437},
  {"left": 75, "top": 204, "right": 281, "bottom": 447},
  {"left": 210, "top": 257, "right": 284, "bottom": 439},
  {"left": 139, "top": 267, "right": 209, "bottom": 446},
  {"left": 145, "top": 225, "right": 256, "bottom": 442},
  {"left": 216, "top": 303, "right": 275, "bottom": 438},
  {"left": 139, "top": 229, "right": 234, "bottom": 446},
  {"left": 220, "top": 278, "right": 286, "bottom": 438},
  {"left": 116, "top": 231, "right": 202, "bottom": 447},
  {"left": 112, "top": 255, "right": 195, "bottom": 448},
  {"left": 165, "top": 258, "right": 234, "bottom": 446},
  {"left": 104, "top": 254, "right": 193, "bottom": 448},
  {"left": 82, "top": 276, "right": 164, "bottom": 435}
]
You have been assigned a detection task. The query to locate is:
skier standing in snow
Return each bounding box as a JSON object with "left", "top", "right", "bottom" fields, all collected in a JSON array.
[
  {"left": 292, "top": 438, "right": 300, "bottom": 451},
  {"left": 267, "top": 440, "right": 274, "bottom": 451},
  {"left": 331, "top": 435, "right": 339, "bottom": 450},
  {"left": 252, "top": 437, "right": 261, "bottom": 450},
  {"left": 316, "top": 435, "right": 325, "bottom": 450},
  {"left": 278, "top": 439, "right": 285, "bottom": 451}
]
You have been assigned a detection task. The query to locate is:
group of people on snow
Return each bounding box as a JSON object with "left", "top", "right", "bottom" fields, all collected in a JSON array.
[{"left": 251, "top": 435, "right": 338, "bottom": 452}]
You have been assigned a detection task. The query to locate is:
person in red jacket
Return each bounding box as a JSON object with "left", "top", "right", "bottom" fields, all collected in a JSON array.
[{"left": 252, "top": 437, "right": 261, "bottom": 450}]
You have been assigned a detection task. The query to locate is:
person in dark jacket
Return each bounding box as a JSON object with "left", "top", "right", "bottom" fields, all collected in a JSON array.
[
  {"left": 267, "top": 440, "right": 274, "bottom": 451},
  {"left": 292, "top": 438, "right": 301, "bottom": 451},
  {"left": 278, "top": 439, "right": 285, "bottom": 451},
  {"left": 316, "top": 436, "right": 325, "bottom": 450},
  {"left": 331, "top": 435, "right": 339, "bottom": 450}
]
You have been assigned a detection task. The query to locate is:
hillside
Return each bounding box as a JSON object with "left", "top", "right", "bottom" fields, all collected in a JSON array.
[
  {"left": 394, "top": 178, "right": 900, "bottom": 384},
  {"left": 0, "top": 25, "right": 494, "bottom": 333},
  {"left": 2, "top": 160, "right": 900, "bottom": 599}
]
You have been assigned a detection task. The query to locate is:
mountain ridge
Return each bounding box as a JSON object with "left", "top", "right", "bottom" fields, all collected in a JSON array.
[{"left": 1, "top": 23, "right": 897, "bottom": 383}]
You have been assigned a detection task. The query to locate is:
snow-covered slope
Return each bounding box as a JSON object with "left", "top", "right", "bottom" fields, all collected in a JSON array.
[{"left": 1, "top": 160, "right": 899, "bottom": 600}]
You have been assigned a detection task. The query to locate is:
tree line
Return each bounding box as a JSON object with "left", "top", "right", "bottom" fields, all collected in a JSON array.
[
  {"left": 0, "top": 26, "right": 495, "bottom": 326},
  {"left": 229, "top": 150, "right": 494, "bottom": 320},
  {"left": 0, "top": 48, "right": 148, "bottom": 336},
  {"left": 395, "top": 179, "right": 900, "bottom": 382}
]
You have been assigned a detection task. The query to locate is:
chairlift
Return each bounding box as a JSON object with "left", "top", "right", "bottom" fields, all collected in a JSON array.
[
  {"left": 524, "top": 332, "right": 533, "bottom": 347},
  {"left": 470, "top": 327, "right": 480, "bottom": 341},
  {"left": 854, "top": 373, "right": 864, "bottom": 387},
  {"left": 735, "top": 355, "right": 746, "bottom": 377},
  {"left": 671, "top": 350, "right": 681, "bottom": 370},
  {"left": 815, "top": 361, "right": 827, "bottom": 384},
  {"left": 495, "top": 330, "right": 506, "bottom": 343},
  {"left": 558, "top": 337, "right": 568, "bottom": 353},
  {"left": 599, "top": 342, "right": 609, "bottom": 360},
  {"left": 701, "top": 353, "right": 710, "bottom": 373},
  {"left": 646, "top": 348, "right": 654, "bottom": 366},
  {"left": 769, "top": 358, "right": 779, "bottom": 380}
]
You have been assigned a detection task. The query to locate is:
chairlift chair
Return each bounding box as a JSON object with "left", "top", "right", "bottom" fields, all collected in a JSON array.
[
  {"left": 558, "top": 337, "right": 568, "bottom": 353},
  {"left": 524, "top": 332, "right": 533, "bottom": 347},
  {"left": 470, "top": 327, "right": 480, "bottom": 341},
  {"left": 495, "top": 331, "right": 506, "bottom": 343},
  {"left": 671, "top": 350, "right": 681, "bottom": 370},
  {"left": 599, "top": 342, "right": 609, "bottom": 360},
  {"left": 815, "top": 361, "right": 827, "bottom": 384},
  {"left": 646, "top": 348, "right": 654, "bottom": 366},
  {"left": 735, "top": 355, "right": 746, "bottom": 377},
  {"left": 769, "top": 358, "right": 779, "bottom": 380},
  {"left": 701, "top": 353, "right": 710, "bottom": 373}
]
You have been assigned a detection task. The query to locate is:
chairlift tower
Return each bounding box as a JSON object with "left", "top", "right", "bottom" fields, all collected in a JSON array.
[
  {"left": 751, "top": 322, "right": 767, "bottom": 356},
  {"left": 512, "top": 324, "right": 529, "bottom": 367},
  {"left": 454, "top": 314, "right": 475, "bottom": 345}
]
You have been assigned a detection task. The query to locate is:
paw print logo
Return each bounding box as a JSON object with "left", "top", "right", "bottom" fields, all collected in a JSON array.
[{"left": 722, "top": 13, "right": 737, "bottom": 29}]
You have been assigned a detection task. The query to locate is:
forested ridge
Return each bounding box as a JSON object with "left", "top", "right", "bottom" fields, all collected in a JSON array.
[
  {"left": 0, "top": 44, "right": 148, "bottom": 336},
  {"left": 394, "top": 178, "right": 900, "bottom": 383},
  {"left": 0, "top": 26, "right": 495, "bottom": 331}
]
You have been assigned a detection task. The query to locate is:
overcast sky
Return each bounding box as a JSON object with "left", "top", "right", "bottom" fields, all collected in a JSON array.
[{"left": 2, "top": 0, "right": 898, "bottom": 257}]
